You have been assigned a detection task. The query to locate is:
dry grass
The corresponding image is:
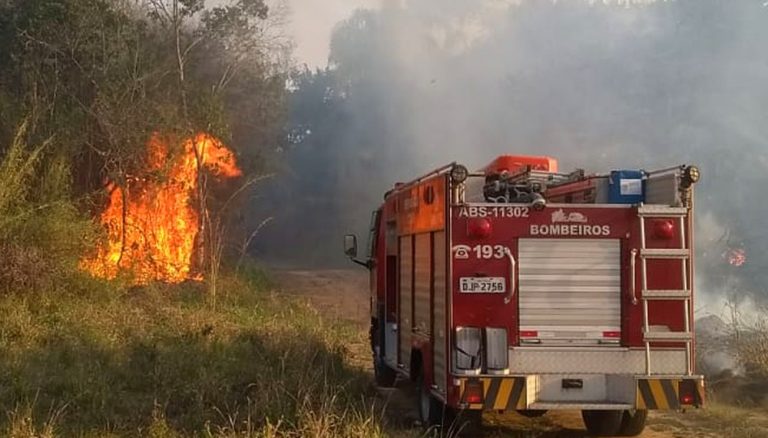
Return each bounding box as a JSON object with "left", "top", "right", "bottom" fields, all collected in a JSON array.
[
  {"left": 0, "top": 267, "right": 388, "bottom": 437},
  {"left": 652, "top": 402, "right": 768, "bottom": 438},
  {"left": 732, "top": 305, "right": 768, "bottom": 378}
]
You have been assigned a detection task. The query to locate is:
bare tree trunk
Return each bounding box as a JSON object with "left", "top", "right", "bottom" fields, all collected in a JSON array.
[
  {"left": 207, "top": 217, "right": 224, "bottom": 310},
  {"left": 168, "top": 0, "right": 208, "bottom": 277}
]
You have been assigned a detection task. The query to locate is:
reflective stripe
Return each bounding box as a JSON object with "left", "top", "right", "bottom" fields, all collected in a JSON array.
[
  {"left": 649, "top": 380, "right": 668, "bottom": 409},
  {"left": 661, "top": 380, "right": 680, "bottom": 410},
  {"left": 495, "top": 379, "right": 514, "bottom": 410},
  {"left": 509, "top": 378, "right": 526, "bottom": 410},
  {"left": 636, "top": 378, "right": 704, "bottom": 410},
  {"left": 458, "top": 377, "right": 527, "bottom": 411},
  {"left": 483, "top": 379, "right": 501, "bottom": 410},
  {"left": 638, "top": 379, "right": 657, "bottom": 409}
]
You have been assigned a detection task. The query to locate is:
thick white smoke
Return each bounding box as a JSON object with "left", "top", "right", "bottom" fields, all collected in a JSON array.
[{"left": 265, "top": 0, "right": 768, "bottom": 306}]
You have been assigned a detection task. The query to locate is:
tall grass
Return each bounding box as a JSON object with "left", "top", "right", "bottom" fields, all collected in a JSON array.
[
  {"left": 0, "top": 120, "right": 98, "bottom": 294},
  {"left": 732, "top": 304, "right": 768, "bottom": 378},
  {"left": 0, "top": 269, "right": 387, "bottom": 437}
]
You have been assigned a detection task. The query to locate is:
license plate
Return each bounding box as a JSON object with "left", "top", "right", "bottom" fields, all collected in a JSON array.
[{"left": 460, "top": 277, "right": 506, "bottom": 293}]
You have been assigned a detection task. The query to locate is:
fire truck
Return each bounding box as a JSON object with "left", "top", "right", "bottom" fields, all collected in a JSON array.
[{"left": 344, "top": 155, "right": 704, "bottom": 436}]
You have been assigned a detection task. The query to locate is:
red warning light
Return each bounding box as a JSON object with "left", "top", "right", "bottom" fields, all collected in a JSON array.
[
  {"left": 463, "top": 381, "right": 484, "bottom": 404},
  {"left": 653, "top": 220, "right": 675, "bottom": 240},
  {"left": 467, "top": 218, "right": 492, "bottom": 239}
]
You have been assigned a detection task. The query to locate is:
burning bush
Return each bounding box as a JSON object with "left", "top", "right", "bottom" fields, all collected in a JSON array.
[{"left": 81, "top": 133, "right": 242, "bottom": 285}]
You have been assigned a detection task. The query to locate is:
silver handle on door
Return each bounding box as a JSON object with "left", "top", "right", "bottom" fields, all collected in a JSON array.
[
  {"left": 630, "top": 248, "right": 638, "bottom": 305},
  {"left": 504, "top": 248, "right": 517, "bottom": 305}
]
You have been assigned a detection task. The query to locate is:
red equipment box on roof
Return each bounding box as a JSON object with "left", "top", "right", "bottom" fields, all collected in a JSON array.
[{"left": 483, "top": 155, "right": 558, "bottom": 174}]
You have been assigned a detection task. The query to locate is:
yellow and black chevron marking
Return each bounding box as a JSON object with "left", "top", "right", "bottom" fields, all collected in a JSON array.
[
  {"left": 636, "top": 378, "right": 705, "bottom": 410},
  {"left": 459, "top": 377, "right": 526, "bottom": 411}
]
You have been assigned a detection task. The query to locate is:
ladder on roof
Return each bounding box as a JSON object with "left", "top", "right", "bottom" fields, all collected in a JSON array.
[{"left": 637, "top": 205, "right": 693, "bottom": 376}]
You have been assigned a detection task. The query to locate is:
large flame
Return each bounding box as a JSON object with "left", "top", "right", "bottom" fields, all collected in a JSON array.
[{"left": 82, "top": 133, "right": 241, "bottom": 284}]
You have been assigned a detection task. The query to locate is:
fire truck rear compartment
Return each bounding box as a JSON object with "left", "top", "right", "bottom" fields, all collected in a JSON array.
[
  {"left": 530, "top": 374, "right": 635, "bottom": 408},
  {"left": 518, "top": 238, "right": 621, "bottom": 345}
]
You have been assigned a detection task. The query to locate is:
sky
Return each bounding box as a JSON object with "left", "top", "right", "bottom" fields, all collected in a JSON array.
[{"left": 287, "top": 0, "right": 378, "bottom": 68}]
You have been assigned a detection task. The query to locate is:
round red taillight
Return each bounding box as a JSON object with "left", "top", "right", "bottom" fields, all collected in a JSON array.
[
  {"left": 653, "top": 220, "right": 675, "bottom": 240},
  {"left": 467, "top": 218, "right": 492, "bottom": 239}
]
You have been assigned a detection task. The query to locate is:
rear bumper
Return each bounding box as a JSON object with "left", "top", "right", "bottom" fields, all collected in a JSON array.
[{"left": 454, "top": 374, "right": 704, "bottom": 411}]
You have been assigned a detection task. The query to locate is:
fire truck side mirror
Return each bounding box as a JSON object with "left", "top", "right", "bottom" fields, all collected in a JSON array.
[{"left": 344, "top": 234, "right": 359, "bottom": 258}]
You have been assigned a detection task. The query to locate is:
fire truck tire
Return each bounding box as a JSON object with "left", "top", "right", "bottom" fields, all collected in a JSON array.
[
  {"left": 416, "top": 374, "right": 444, "bottom": 427},
  {"left": 517, "top": 409, "right": 548, "bottom": 418},
  {"left": 374, "top": 357, "right": 397, "bottom": 387},
  {"left": 447, "top": 409, "right": 482, "bottom": 435},
  {"left": 581, "top": 410, "right": 623, "bottom": 436},
  {"left": 617, "top": 409, "right": 648, "bottom": 436}
]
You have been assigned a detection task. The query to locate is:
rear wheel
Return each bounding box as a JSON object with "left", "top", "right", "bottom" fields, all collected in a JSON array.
[
  {"left": 581, "top": 410, "right": 623, "bottom": 436},
  {"left": 517, "top": 409, "right": 548, "bottom": 418},
  {"left": 618, "top": 409, "right": 648, "bottom": 436},
  {"left": 446, "top": 409, "right": 482, "bottom": 436},
  {"left": 416, "top": 374, "right": 444, "bottom": 427}
]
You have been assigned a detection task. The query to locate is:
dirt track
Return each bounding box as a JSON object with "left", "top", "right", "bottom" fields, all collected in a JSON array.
[{"left": 273, "top": 269, "right": 698, "bottom": 438}]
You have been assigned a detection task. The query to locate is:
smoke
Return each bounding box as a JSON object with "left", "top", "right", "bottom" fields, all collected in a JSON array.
[{"left": 261, "top": 0, "right": 768, "bottom": 303}]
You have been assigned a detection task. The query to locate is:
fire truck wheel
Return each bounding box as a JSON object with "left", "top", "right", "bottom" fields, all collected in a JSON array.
[
  {"left": 447, "top": 409, "right": 483, "bottom": 435},
  {"left": 617, "top": 409, "right": 648, "bottom": 436},
  {"left": 416, "top": 374, "right": 444, "bottom": 427},
  {"left": 517, "top": 409, "right": 547, "bottom": 418},
  {"left": 581, "top": 410, "right": 623, "bottom": 436},
  {"left": 374, "top": 357, "right": 397, "bottom": 387}
]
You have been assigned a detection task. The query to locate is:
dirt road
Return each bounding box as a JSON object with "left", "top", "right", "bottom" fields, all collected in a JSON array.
[{"left": 273, "top": 269, "right": 703, "bottom": 438}]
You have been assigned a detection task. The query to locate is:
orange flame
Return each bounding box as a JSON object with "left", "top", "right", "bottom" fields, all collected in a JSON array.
[{"left": 81, "top": 133, "right": 241, "bottom": 284}]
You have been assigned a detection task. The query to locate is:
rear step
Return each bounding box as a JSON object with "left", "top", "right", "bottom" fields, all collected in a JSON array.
[
  {"left": 528, "top": 402, "right": 635, "bottom": 410},
  {"left": 640, "top": 248, "right": 689, "bottom": 259},
  {"left": 642, "top": 289, "right": 691, "bottom": 300},
  {"left": 637, "top": 206, "right": 688, "bottom": 217},
  {"left": 643, "top": 331, "right": 693, "bottom": 342}
]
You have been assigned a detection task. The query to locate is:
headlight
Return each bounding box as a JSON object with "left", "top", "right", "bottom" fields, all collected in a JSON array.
[
  {"left": 450, "top": 164, "right": 469, "bottom": 184},
  {"left": 453, "top": 327, "right": 482, "bottom": 374},
  {"left": 681, "top": 165, "right": 701, "bottom": 188},
  {"left": 485, "top": 327, "right": 509, "bottom": 374}
]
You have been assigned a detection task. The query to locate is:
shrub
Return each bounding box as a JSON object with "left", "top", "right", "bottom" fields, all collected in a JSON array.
[{"left": 0, "top": 120, "right": 97, "bottom": 293}]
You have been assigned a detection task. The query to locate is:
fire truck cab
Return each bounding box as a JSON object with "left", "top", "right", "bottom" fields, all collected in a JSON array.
[{"left": 344, "top": 155, "right": 704, "bottom": 436}]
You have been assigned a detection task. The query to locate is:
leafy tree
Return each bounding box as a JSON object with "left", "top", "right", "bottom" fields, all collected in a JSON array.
[{"left": 0, "top": 0, "right": 289, "bottom": 289}]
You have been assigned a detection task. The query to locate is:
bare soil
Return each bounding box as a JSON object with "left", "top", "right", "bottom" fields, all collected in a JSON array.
[{"left": 271, "top": 269, "right": 754, "bottom": 438}]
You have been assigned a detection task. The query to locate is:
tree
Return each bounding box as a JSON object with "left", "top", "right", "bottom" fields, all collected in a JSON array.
[{"left": 0, "top": 0, "right": 289, "bottom": 290}]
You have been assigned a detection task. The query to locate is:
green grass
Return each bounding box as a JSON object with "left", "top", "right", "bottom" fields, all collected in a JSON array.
[{"left": 0, "top": 269, "right": 385, "bottom": 437}]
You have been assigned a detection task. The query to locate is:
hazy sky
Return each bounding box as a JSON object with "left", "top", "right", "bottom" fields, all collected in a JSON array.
[{"left": 287, "top": 0, "right": 378, "bottom": 67}]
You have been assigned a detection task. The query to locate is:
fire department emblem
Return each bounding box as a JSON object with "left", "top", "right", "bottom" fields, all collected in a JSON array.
[{"left": 551, "top": 209, "right": 588, "bottom": 224}]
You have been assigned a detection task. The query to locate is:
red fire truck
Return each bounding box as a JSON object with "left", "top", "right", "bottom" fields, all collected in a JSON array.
[{"left": 344, "top": 155, "right": 704, "bottom": 436}]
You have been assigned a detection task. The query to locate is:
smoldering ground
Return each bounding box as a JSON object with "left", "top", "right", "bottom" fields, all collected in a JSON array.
[{"left": 258, "top": 0, "right": 768, "bottom": 305}]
